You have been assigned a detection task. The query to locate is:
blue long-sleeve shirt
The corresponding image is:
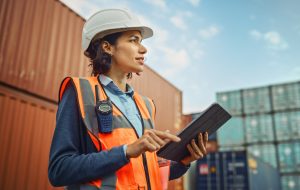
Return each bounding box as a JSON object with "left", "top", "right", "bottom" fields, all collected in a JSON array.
[{"left": 48, "top": 82, "right": 189, "bottom": 187}]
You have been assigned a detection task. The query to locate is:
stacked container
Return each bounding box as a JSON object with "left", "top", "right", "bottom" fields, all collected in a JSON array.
[
  {"left": 216, "top": 81, "right": 300, "bottom": 190},
  {"left": 247, "top": 144, "right": 277, "bottom": 168},
  {"left": 217, "top": 117, "right": 244, "bottom": 146},
  {"left": 216, "top": 90, "right": 243, "bottom": 116},
  {"left": 196, "top": 151, "right": 281, "bottom": 190}
]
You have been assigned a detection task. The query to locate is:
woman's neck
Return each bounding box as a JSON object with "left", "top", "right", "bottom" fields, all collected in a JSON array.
[{"left": 105, "top": 70, "right": 128, "bottom": 92}]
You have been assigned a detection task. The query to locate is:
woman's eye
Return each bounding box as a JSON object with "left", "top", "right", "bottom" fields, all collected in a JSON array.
[{"left": 130, "top": 37, "right": 141, "bottom": 43}]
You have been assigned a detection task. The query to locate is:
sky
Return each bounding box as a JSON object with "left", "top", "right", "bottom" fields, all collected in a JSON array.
[{"left": 60, "top": 0, "right": 300, "bottom": 114}]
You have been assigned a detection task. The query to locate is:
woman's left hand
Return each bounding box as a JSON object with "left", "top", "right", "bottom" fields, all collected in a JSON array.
[{"left": 180, "top": 132, "right": 208, "bottom": 166}]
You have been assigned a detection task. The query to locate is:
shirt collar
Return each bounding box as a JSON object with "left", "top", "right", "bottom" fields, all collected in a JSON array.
[
  {"left": 99, "top": 74, "right": 134, "bottom": 97},
  {"left": 99, "top": 74, "right": 113, "bottom": 86}
]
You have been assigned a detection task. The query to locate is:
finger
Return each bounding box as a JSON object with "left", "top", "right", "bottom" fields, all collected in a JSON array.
[
  {"left": 187, "top": 144, "right": 200, "bottom": 159},
  {"left": 152, "top": 130, "right": 181, "bottom": 142},
  {"left": 145, "top": 135, "right": 161, "bottom": 150},
  {"left": 163, "top": 130, "right": 172, "bottom": 143},
  {"left": 191, "top": 139, "right": 204, "bottom": 158},
  {"left": 143, "top": 139, "right": 158, "bottom": 152},
  {"left": 204, "top": 132, "right": 208, "bottom": 147},
  {"left": 197, "top": 133, "right": 207, "bottom": 155},
  {"left": 148, "top": 132, "right": 166, "bottom": 147},
  {"left": 163, "top": 138, "right": 171, "bottom": 144}
]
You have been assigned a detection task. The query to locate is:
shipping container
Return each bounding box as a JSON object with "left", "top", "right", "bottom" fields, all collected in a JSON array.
[
  {"left": 295, "top": 142, "right": 300, "bottom": 172},
  {"left": 217, "top": 117, "right": 245, "bottom": 146},
  {"left": 247, "top": 144, "right": 277, "bottom": 168},
  {"left": 242, "top": 87, "right": 271, "bottom": 114},
  {"left": 129, "top": 66, "right": 183, "bottom": 134},
  {"left": 219, "top": 146, "right": 246, "bottom": 152},
  {"left": 0, "top": 0, "right": 183, "bottom": 134},
  {"left": 196, "top": 151, "right": 281, "bottom": 190},
  {"left": 281, "top": 175, "right": 300, "bottom": 190},
  {"left": 278, "top": 142, "right": 300, "bottom": 173},
  {"left": 271, "top": 82, "right": 300, "bottom": 111},
  {"left": 216, "top": 90, "right": 242, "bottom": 116},
  {"left": 184, "top": 161, "right": 198, "bottom": 190},
  {"left": 0, "top": 85, "right": 61, "bottom": 190},
  {"left": 205, "top": 141, "right": 219, "bottom": 153},
  {"left": 182, "top": 114, "right": 193, "bottom": 127},
  {"left": 275, "top": 111, "right": 300, "bottom": 141},
  {"left": 245, "top": 114, "right": 274, "bottom": 143},
  {"left": 0, "top": 0, "right": 90, "bottom": 101}
]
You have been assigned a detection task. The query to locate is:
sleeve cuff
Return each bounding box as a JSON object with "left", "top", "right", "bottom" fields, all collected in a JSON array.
[{"left": 123, "top": 145, "right": 129, "bottom": 161}]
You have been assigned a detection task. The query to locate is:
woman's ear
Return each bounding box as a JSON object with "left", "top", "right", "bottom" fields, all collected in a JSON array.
[{"left": 101, "top": 41, "right": 113, "bottom": 55}]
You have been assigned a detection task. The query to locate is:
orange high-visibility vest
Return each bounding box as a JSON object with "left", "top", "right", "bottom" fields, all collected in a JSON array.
[{"left": 59, "top": 76, "right": 168, "bottom": 190}]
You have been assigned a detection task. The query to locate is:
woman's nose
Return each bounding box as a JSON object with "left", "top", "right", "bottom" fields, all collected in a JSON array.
[{"left": 139, "top": 44, "right": 147, "bottom": 54}]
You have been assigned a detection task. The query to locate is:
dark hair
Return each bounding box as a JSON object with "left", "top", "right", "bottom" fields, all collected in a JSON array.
[{"left": 85, "top": 32, "right": 132, "bottom": 79}]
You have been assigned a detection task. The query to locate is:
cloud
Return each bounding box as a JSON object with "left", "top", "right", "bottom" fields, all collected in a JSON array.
[
  {"left": 144, "top": 0, "right": 166, "bottom": 9},
  {"left": 264, "top": 32, "right": 281, "bottom": 45},
  {"left": 249, "top": 30, "right": 262, "bottom": 40},
  {"left": 60, "top": 0, "right": 132, "bottom": 19},
  {"left": 250, "top": 29, "right": 288, "bottom": 50},
  {"left": 188, "top": 40, "right": 205, "bottom": 60},
  {"left": 198, "top": 25, "right": 220, "bottom": 39},
  {"left": 170, "top": 15, "right": 187, "bottom": 30},
  {"left": 60, "top": 0, "right": 99, "bottom": 19},
  {"left": 186, "top": 0, "right": 201, "bottom": 7},
  {"left": 156, "top": 47, "right": 190, "bottom": 77}
]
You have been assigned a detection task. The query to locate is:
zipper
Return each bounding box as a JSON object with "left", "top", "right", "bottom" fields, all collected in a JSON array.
[{"left": 97, "top": 79, "right": 152, "bottom": 190}]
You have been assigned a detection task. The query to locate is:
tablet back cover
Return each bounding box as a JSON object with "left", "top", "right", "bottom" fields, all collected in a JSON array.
[{"left": 157, "top": 103, "right": 231, "bottom": 162}]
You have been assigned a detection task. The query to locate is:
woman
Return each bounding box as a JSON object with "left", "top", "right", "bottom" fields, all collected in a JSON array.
[{"left": 48, "top": 9, "right": 208, "bottom": 190}]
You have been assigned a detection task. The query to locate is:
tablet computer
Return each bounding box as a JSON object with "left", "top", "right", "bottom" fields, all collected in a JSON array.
[{"left": 157, "top": 103, "right": 231, "bottom": 162}]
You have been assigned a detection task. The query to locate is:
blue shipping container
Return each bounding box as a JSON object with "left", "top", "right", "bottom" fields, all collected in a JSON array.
[{"left": 196, "top": 151, "right": 281, "bottom": 190}]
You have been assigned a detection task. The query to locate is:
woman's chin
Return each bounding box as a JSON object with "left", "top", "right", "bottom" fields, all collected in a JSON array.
[{"left": 133, "top": 66, "right": 144, "bottom": 73}]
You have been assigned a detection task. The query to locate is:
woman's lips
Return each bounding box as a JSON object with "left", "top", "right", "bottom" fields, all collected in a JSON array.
[{"left": 136, "top": 57, "right": 144, "bottom": 65}]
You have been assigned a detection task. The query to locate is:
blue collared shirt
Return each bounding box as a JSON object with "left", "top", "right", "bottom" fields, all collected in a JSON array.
[{"left": 99, "top": 74, "right": 143, "bottom": 137}]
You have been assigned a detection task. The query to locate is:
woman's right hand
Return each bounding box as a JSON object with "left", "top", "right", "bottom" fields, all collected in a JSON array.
[{"left": 126, "top": 129, "right": 181, "bottom": 158}]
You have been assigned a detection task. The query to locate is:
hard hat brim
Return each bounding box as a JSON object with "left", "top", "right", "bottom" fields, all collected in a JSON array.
[{"left": 82, "top": 26, "right": 153, "bottom": 52}]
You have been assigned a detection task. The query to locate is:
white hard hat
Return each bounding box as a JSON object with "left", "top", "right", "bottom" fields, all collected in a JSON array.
[{"left": 82, "top": 9, "right": 153, "bottom": 52}]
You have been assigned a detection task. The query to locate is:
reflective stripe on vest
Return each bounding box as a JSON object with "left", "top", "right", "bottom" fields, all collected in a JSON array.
[{"left": 59, "top": 77, "right": 164, "bottom": 190}]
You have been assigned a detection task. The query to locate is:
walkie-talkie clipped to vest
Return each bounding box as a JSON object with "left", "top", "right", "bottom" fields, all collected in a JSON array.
[{"left": 95, "top": 85, "right": 113, "bottom": 133}]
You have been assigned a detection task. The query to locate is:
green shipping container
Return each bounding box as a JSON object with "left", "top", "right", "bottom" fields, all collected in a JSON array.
[
  {"left": 281, "top": 175, "right": 300, "bottom": 190},
  {"left": 218, "top": 146, "right": 245, "bottom": 152},
  {"left": 217, "top": 117, "right": 245, "bottom": 146},
  {"left": 247, "top": 144, "right": 277, "bottom": 168},
  {"left": 295, "top": 142, "right": 300, "bottom": 172},
  {"left": 217, "top": 90, "right": 242, "bottom": 116},
  {"left": 278, "top": 142, "right": 300, "bottom": 173},
  {"left": 275, "top": 111, "right": 300, "bottom": 141},
  {"left": 271, "top": 82, "right": 300, "bottom": 111},
  {"left": 242, "top": 87, "right": 271, "bottom": 114},
  {"left": 245, "top": 114, "right": 274, "bottom": 143}
]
